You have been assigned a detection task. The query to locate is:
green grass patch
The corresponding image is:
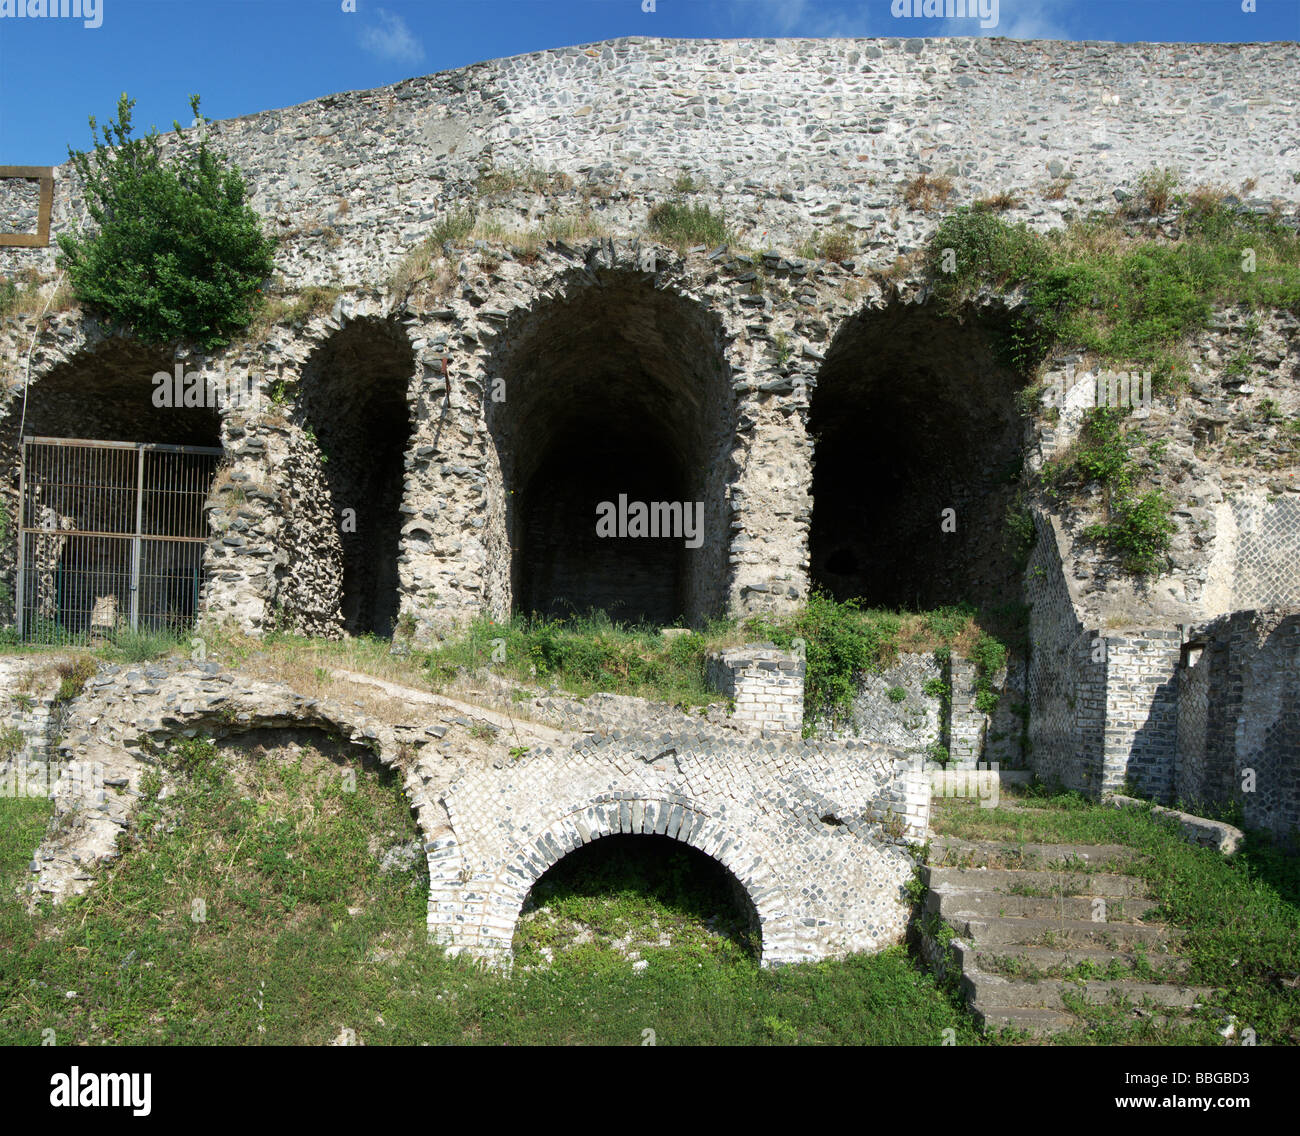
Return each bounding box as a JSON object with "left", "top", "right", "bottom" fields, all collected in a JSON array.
[
  {"left": 0, "top": 731, "right": 977, "bottom": 1045},
  {"left": 424, "top": 611, "right": 722, "bottom": 709},
  {"left": 647, "top": 201, "right": 731, "bottom": 250},
  {"left": 926, "top": 197, "right": 1300, "bottom": 379}
]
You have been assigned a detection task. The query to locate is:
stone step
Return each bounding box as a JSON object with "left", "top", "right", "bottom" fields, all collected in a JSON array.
[
  {"left": 966, "top": 972, "right": 1215, "bottom": 1012},
  {"left": 945, "top": 913, "right": 1182, "bottom": 950},
  {"left": 974, "top": 1002, "right": 1202, "bottom": 1039},
  {"left": 930, "top": 837, "right": 1138, "bottom": 870},
  {"left": 924, "top": 866, "right": 1148, "bottom": 897},
  {"left": 929, "top": 888, "right": 1161, "bottom": 922},
  {"left": 972, "top": 1005, "right": 1078, "bottom": 1037},
  {"left": 971, "top": 944, "right": 1191, "bottom": 979}
]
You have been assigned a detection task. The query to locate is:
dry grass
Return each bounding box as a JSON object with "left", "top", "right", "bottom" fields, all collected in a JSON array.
[
  {"left": 974, "top": 191, "right": 1022, "bottom": 212},
  {"left": 0, "top": 276, "right": 76, "bottom": 319},
  {"left": 1185, "top": 183, "right": 1231, "bottom": 214},
  {"left": 902, "top": 172, "right": 954, "bottom": 212},
  {"left": 873, "top": 252, "right": 917, "bottom": 285},
  {"left": 475, "top": 166, "right": 572, "bottom": 198},
  {"left": 244, "top": 286, "right": 341, "bottom": 338},
  {"left": 472, "top": 211, "right": 610, "bottom": 259},
  {"left": 894, "top": 613, "right": 983, "bottom": 657},
  {"left": 1044, "top": 180, "right": 1069, "bottom": 201}
]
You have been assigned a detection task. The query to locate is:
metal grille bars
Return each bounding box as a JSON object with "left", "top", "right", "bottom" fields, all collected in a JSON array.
[{"left": 16, "top": 436, "right": 222, "bottom": 644}]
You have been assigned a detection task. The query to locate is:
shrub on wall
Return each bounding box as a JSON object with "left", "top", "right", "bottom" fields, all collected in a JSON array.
[{"left": 58, "top": 94, "right": 277, "bottom": 350}]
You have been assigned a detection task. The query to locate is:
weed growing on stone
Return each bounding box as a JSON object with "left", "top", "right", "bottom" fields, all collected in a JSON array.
[
  {"left": 927, "top": 197, "right": 1300, "bottom": 379},
  {"left": 647, "top": 201, "right": 731, "bottom": 250}
]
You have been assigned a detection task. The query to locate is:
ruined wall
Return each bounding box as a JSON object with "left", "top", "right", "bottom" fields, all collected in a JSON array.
[
  {"left": 1178, "top": 609, "right": 1300, "bottom": 840},
  {"left": 6, "top": 36, "right": 1299, "bottom": 287},
  {"left": 1, "top": 34, "right": 1298, "bottom": 662}
]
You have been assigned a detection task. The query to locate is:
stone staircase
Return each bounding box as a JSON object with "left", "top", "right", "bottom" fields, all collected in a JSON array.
[{"left": 919, "top": 835, "right": 1218, "bottom": 1038}]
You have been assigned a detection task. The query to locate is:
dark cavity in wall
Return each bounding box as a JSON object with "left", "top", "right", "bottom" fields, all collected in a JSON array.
[
  {"left": 299, "top": 318, "right": 415, "bottom": 637},
  {"left": 808, "top": 302, "right": 1026, "bottom": 611},
  {"left": 486, "top": 269, "right": 734, "bottom": 626},
  {"left": 1, "top": 339, "right": 223, "bottom": 636},
  {"left": 514, "top": 833, "right": 761, "bottom": 960}
]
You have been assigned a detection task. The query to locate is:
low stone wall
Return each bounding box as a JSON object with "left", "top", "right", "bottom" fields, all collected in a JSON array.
[
  {"left": 0, "top": 655, "right": 71, "bottom": 772},
  {"left": 705, "top": 645, "right": 804, "bottom": 734}
]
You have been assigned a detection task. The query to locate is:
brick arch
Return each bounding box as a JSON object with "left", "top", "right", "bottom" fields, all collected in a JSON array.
[{"left": 470, "top": 794, "right": 799, "bottom": 967}]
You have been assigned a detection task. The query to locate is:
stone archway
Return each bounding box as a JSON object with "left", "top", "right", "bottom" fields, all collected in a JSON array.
[
  {"left": 483, "top": 267, "right": 734, "bottom": 626},
  {"left": 479, "top": 796, "right": 784, "bottom": 964},
  {"left": 808, "top": 301, "right": 1026, "bottom": 611},
  {"left": 298, "top": 317, "right": 417, "bottom": 637},
  {"left": 425, "top": 733, "right": 928, "bottom": 969}
]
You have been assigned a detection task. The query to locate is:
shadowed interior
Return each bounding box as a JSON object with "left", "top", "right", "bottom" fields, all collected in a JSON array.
[
  {"left": 299, "top": 318, "right": 415, "bottom": 637},
  {"left": 486, "top": 270, "right": 733, "bottom": 626},
  {"left": 808, "top": 303, "right": 1025, "bottom": 610}
]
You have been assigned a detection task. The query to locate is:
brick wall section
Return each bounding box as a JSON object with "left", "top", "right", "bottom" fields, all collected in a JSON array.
[
  {"left": 705, "top": 645, "right": 804, "bottom": 734},
  {"left": 1025, "top": 511, "right": 1106, "bottom": 794},
  {"left": 1098, "top": 631, "right": 1181, "bottom": 800},
  {"left": 429, "top": 730, "right": 928, "bottom": 967},
  {"left": 947, "top": 654, "right": 984, "bottom": 770},
  {"left": 1180, "top": 609, "right": 1300, "bottom": 839}
]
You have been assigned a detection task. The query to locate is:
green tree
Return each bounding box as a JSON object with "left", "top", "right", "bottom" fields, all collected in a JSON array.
[{"left": 58, "top": 93, "right": 276, "bottom": 349}]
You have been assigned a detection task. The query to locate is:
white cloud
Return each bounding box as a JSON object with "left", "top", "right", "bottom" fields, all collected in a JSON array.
[
  {"left": 937, "top": 0, "right": 1074, "bottom": 41},
  {"left": 360, "top": 9, "right": 425, "bottom": 64},
  {"left": 728, "top": 0, "right": 881, "bottom": 39}
]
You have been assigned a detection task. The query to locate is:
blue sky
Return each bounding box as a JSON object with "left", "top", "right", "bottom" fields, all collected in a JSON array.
[{"left": 1, "top": 0, "right": 1297, "bottom": 165}]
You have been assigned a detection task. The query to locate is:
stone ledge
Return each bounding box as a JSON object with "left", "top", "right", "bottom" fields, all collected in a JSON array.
[{"left": 1106, "top": 795, "right": 1243, "bottom": 855}]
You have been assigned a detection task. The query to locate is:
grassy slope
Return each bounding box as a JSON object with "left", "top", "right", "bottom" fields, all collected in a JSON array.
[{"left": 0, "top": 732, "right": 975, "bottom": 1046}]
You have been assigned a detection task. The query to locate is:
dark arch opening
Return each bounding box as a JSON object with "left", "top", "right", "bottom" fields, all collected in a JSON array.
[
  {"left": 4, "top": 339, "right": 223, "bottom": 638},
  {"left": 486, "top": 271, "right": 733, "bottom": 626},
  {"left": 808, "top": 303, "right": 1026, "bottom": 611},
  {"left": 299, "top": 318, "right": 416, "bottom": 637},
  {"left": 514, "top": 833, "right": 760, "bottom": 963}
]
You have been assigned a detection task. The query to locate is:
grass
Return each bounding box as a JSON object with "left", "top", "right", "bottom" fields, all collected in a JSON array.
[
  {"left": 933, "top": 784, "right": 1300, "bottom": 1045},
  {"left": 926, "top": 192, "right": 1300, "bottom": 380},
  {"left": 0, "top": 730, "right": 978, "bottom": 1045},
  {"left": 0, "top": 272, "right": 76, "bottom": 319},
  {"left": 646, "top": 201, "right": 731, "bottom": 250},
  {"left": 744, "top": 593, "right": 1019, "bottom": 734},
  {"left": 423, "top": 611, "right": 725, "bottom": 709},
  {"left": 903, "top": 172, "right": 954, "bottom": 212}
]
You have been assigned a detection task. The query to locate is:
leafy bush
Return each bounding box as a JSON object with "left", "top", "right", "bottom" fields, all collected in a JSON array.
[
  {"left": 746, "top": 592, "right": 900, "bottom": 731},
  {"left": 57, "top": 94, "right": 276, "bottom": 349}
]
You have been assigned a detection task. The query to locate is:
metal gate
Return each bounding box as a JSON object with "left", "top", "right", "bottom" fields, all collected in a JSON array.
[{"left": 16, "top": 437, "right": 223, "bottom": 644}]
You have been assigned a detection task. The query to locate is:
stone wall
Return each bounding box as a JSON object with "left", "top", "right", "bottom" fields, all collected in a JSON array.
[
  {"left": 429, "top": 729, "right": 929, "bottom": 966},
  {"left": 1098, "top": 630, "right": 1182, "bottom": 800},
  {"left": 705, "top": 645, "right": 804, "bottom": 734},
  {"left": 1177, "top": 609, "right": 1300, "bottom": 840},
  {"left": 6, "top": 37, "right": 1299, "bottom": 288}
]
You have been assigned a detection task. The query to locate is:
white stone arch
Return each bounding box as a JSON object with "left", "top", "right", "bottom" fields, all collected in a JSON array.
[{"left": 453, "top": 793, "right": 802, "bottom": 968}]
